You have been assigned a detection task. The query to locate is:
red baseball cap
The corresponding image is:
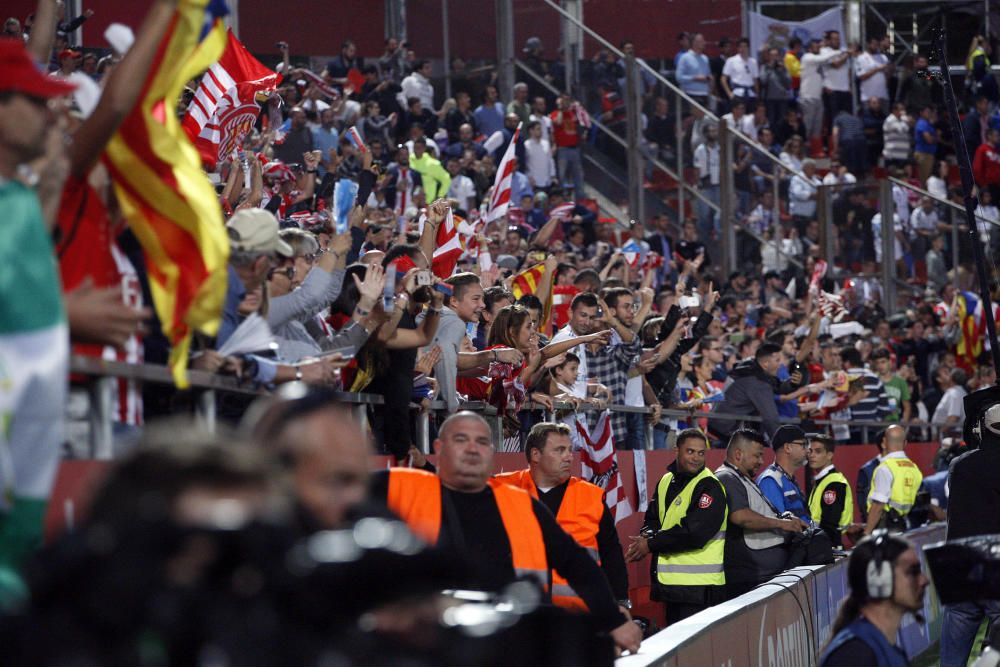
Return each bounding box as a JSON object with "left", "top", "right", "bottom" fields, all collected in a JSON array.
[
  {"left": 0, "top": 40, "right": 76, "bottom": 99},
  {"left": 58, "top": 48, "right": 82, "bottom": 60}
]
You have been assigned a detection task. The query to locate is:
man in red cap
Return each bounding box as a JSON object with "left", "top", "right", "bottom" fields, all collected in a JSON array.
[
  {"left": 0, "top": 38, "right": 75, "bottom": 581},
  {"left": 57, "top": 48, "right": 81, "bottom": 77}
]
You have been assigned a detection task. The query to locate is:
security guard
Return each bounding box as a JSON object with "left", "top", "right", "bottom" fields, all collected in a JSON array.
[
  {"left": 806, "top": 433, "right": 857, "bottom": 548},
  {"left": 625, "top": 428, "right": 727, "bottom": 626},
  {"left": 756, "top": 425, "right": 812, "bottom": 524},
  {"left": 864, "top": 424, "right": 923, "bottom": 535},
  {"left": 494, "top": 422, "right": 629, "bottom": 613},
  {"left": 373, "top": 411, "right": 642, "bottom": 654}
]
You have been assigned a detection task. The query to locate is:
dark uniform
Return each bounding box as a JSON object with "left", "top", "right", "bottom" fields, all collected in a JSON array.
[
  {"left": 855, "top": 455, "right": 880, "bottom": 522},
  {"left": 807, "top": 465, "right": 854, "bottom": 548},
  {"left": 641, "top": 462, "right": 728, "bottom": 625}
]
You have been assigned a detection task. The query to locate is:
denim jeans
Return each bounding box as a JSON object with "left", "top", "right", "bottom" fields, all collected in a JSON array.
[
  {"left": 557, "top": 146, "right": 585, "bottom": 199},
  {"left": 940, "top": 601, "right": 1000, "bottom": 667},
  {"left": 622, "top": 411, "right": 646, "bottom": 450}
]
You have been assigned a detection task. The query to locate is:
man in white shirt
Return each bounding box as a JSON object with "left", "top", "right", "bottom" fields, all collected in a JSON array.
[
  {"left": 523, "top": 120, "right": 557, "bottom": 189},
  {"left": 799, "top": 38, "right": 838, "bottom": 153},
  {"left": 721, "top": 37, "right": 759, "bottom": 109},
  {"left": 445, "top": 157, "right": 477, "bottom": 212},
  {"left": 720, "top": 99, "right": 748, "bottom": 132},
  {"left": 789, "top": 158, "right": 821, "bottom": 222},
  {"left": 855, "top": 35, "right": 891, "bottom": 109},
  {"left": 400, "top": 59, "right": 435, "bottom": 111},
  {"left": 529, "top": 96, "right": 553, "bottom": 143},
  {"left": 693, "top": 122, "right": 721, "bottom": 242},
  {"left": 931, "top": 366, "right": 967, "bottom": 429},
  {"left": 820, "top": 31, "right": 852, "bottom": 120}
]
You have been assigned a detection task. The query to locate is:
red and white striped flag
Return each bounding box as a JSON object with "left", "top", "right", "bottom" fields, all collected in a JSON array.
[
  {"left": 182, "top": 30, "right": 280, "bottom": 167},
  {"left": 575, "top": 410, "right": 633, "bottom": 523},
  {"left": 485, "top": 122, "right": 522, "bottom": 222},
  {"left": 431, "top": 208, "right": 464, "bottom": 279},
  {"left": 548, "top": 202, "right": 575, "bottom": 221}
]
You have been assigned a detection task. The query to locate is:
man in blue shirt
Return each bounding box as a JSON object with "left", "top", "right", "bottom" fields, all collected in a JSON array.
[
  {"left": 676, "top": 33, "right": 712, "bottom": 107},
  {"left": 914, "top": 104, "right": 939, "bottom": 184},
  {"left": 757, "top": 425, "right": 812, "bottom": 523}
]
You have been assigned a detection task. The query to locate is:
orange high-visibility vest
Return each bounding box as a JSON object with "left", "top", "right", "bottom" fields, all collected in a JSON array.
[
  {"left": 494, "top": 469, "right": 604, "bottom": 611},
  {"left": 386, "top": 468, "right": 550, "bottom": 592}
]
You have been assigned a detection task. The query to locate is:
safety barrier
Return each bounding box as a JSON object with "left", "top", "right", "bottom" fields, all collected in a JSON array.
[
  {"left": 70, "top": 355, "right": 946, "bottom": 458},
  {"left": 617, "top": 523, "right": 946, "bottom": 667}
]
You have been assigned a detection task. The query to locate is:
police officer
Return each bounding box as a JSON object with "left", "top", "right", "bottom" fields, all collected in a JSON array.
[
  {"left": 939, "top": 387, "right": 1000, "bottom": 667},
  {"left": 757, "top": 425, "right": 812, "bottom": 523},
  {"left": 625, "top": 428, "right": 728, "bottom": 625},
  {"left": 494, "top": 422, "right": 630, "bottom": 613},
  {"left": 864, "top": 425, "right": 923, "bottom": 535},
  {"left": 806, "top": 434, "right": 857, "bottom": 548},
  {"left": 373, "top": 411, "right": 643, "bottom": 654}
]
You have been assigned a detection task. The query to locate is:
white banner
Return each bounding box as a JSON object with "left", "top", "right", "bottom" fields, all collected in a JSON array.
[{"left": 748, "top": 7, "right": 844, "bottom": 57}]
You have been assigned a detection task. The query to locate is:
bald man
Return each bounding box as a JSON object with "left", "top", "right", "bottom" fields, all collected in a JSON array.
[{"left": 372, "top": 411, "right": 642, "bottom": 654}]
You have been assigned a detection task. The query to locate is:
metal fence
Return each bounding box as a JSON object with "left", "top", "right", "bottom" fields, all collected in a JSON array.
[{"left": 70, "top": 356, "right": 946, "bottom": 459}]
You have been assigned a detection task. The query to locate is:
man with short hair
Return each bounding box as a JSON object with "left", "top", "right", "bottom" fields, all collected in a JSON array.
[
  {"left": 855, "top": 35, "right": 891, "bottom": 109},
  {"left": 409, "top": 137, "right": 450, "bottom": 201},
  {"left": 871, "top": 347, "right": 911, "bottom": 422},
  {"left": 430, "top": 269, "right": 522, "bottom": 413},
  {"left": 714, "top": 342, "right": 784, "bottom": 441},
  {"left": 495, "top": 422, "right": 629, "bottom": 612},
  {"left": 376, "top": 412, "right": 643, "bottom": 653},
  {"left": 806, "top": 434, "right": 856, "bottom": 548},
  {"left": 931, "top": 366, "right": 967, "bottom": 429},
  {"left": 820, "top": 30, "right": 851, "bottom": 119},
  {"left": 864, "top": 425, "right": 924, "bottom": 534},
  {"left": 840, "top": 346, "right": 891, "bottom": 443},
  {"left": 627, "top": 429, "right": 728, "bottom": 624},
  {"left": 676, "top": 33, "right": 712, "bottom": 107},
  {"left": 551, "top": 292, "right": 638, "bottom": 440},
  {"left": 756, "top": 425, "right": 812, "bottom": 523},
  {"left": 913, "top": 105, "right": 939, "bottom": 185},
  {"left": 714, "top": 429, "right": 809, "bottom": 599},
  {"left": 721, "top": 38, "right": 759, "bottom": 110},
  {"left": 274, "top": 106, "right": 315, "bottom": 164},
  {"left": 400, "top": 59, "right": 434, "bottom": 111},
  {"left": 693, "top": 122, "right": 720, "bottom": 243},
  {"left": 799, "top": 38, "right": 837, "bottom": 153}
]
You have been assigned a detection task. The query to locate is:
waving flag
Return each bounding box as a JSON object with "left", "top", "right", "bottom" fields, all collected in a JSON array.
[
  {"left": 431, "top": 208, "right": 464, "bottom": 279},
  {"left": 621, "top": 240, "right": 644, "bottom": 267},
  {"left": 548, "top": 202, "right": 575, "bottom": 222},
  {"left": 104, "top": 0, "right": 231, "bottom": 387},
  {"left": 182, "top": 29, "right": 280, "bottom": 166},
  {"left": 485, "top": 123, "right": 522, "bottom": 222},
  {"left": 575, "top": 410, "right": 632, "bottom": 523},
  {"left": 956, "top": 291, "right": 984, "bottom": 371}
]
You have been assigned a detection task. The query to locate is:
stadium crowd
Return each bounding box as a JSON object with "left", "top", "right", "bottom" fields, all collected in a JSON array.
[{"left": 1, "top": 0, "right": 999, "bottom": 663}]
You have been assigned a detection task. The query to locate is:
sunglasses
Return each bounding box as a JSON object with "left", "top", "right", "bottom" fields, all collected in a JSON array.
[{"left": 269, "top": 266, "right": 296, "bottom": 280}]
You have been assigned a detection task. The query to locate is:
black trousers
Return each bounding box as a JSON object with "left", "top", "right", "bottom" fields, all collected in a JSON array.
[{"left": 665, "top": 601, "right": 708, "bottom": 626}]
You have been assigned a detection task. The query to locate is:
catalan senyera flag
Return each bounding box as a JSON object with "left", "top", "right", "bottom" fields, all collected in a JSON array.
[
  {"left": 103, "top": 0, "right": 231, "bottom": 388},
  {"left": 510, "top": 262, "right": 553, "bottom": 331}
]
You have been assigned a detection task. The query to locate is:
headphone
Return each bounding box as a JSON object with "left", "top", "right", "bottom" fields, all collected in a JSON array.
[{"left": 865, "top": 529, "right": 894, "bottom": 599}]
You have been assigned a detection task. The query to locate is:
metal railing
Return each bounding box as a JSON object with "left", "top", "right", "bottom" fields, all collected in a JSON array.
[{"left": 70, "top": 356, "right": 947, "bottom": 460}]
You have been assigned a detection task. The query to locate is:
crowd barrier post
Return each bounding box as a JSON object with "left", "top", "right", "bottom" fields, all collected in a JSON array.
[
  {"left": 719, "top": 120, "right": 737, "bottom": 274},
  {"left": 675, "top": 89, "right": 686, "bottom": 227},
  {"left": 625, "top": 54, "right": 645, "bottom": 224},
  {"left": 87, "top": 377, "right": 115, "bottom": 461},
  {"left": 878, "top": 179, "right": 898, "bottom": 315},
  {"left": 194, "top": 389, "right": 217, "bottom": 434},
  {"left": 494, "top": 0, "right": 515, "bottom": 104}
]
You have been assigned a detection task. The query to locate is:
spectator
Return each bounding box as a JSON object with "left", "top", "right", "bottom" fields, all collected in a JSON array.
[
  {"left": 325, "top": 39, "right": 363, "bottom": 89},
  {"left": 930, "top": 366, "right": 967, "bottom": 431},
  {"left": 973, "top": 127, "right": 1000, "bottom": 201},
  {"left": 507, "top": 82, "right": 531, "bottom": 126},
  {"left": 445, "top": 157, "right": 477, "bottom": 212},
  {"left": 882, "top": 102, "right": 912, "bottom": 168},
  {"left": 964, "top": 95, "right": 991, "bottom": 157},
  {"left": 899, "top": 53, "right": 937, "bottom": 113},
  {"left": 444, "top": 90, "right": 476, "bottom": 143},
  {"left": 274, "top": 106, "right": 315, "bottom": 164},
  {"left": 408, "top": 137, "right": 450, "bottom": 202},
  {"left": 523, "top": 120, "right": 556, "bottom": 190},
  {"left": 831, "top": 109, "right": 868, "bottom": 178},
  {"left": 855, "top": 35, "right": 891, "bottom": 110},
  {"left": 400, "top": 59, "right": 434, "bottom": 111},
  {"left": 714, "top": 342, "right": 784, "bottom": 441},
  {"left": 913, "top": 105, "right": 939, "bottom": 184},
  {"left": 820, "top": 30, "right": 851, "bottom": 120},
  {"left": 550, "top": 93, "right": 586, "bottom": 198},
  {"left": 799, "top": 39, "right": 834, "bottom": 155},
  {"left": 840, "top": 347, "right": 891, "bottom": 443},
  {"left": 693, "top": 122, "right": 720, "bottom": 242},
  {"left": 789, "top": 158, "right": 821, "bottom": 230},
  {"left": 676, "top": 32, "right": 712, "bottom": 107},
  {"left": 926, "top": 234, "right": 949, "bottom": 291},
  {"left": 720, "top": 38, "right": 759, "bottom": 110},
  {"left": 473, "top": 84, "right": 506, "bottom": 137},
  {"left": 871, "top": 347, "right": 912, "bottom": 422},
  {"left": 759, "top": 46, "right": 791, "bottom": 131},
  {"left": 861, "top": 97, "right": 887, "bottom": 168},
  {"left": 710, "top": 37, "right": 735, "bottom": 112},
  {"left": 785, "top": 37, "right": 802, "bottom": 92}
]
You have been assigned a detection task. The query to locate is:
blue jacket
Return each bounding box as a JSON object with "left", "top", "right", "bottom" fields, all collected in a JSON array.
[
  {"left": 756, "top": 463, "right": 811, "bottom": 524},
  {"left": 819, "top": 617, "right": 910, "bottom": 667}
]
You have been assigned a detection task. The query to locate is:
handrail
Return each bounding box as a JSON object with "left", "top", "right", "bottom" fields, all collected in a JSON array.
[
  {"left": 512, "top": 56, "right": 720, "bottom": 212},
  {"left": 888, "top": 175, "right": 1000, "bottom": 229},
  {"left": 69, "top": 355, "right": 945, "bottom": 457}
]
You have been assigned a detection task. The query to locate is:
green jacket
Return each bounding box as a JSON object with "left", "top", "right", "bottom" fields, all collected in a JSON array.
[{"left": 409, "top": 153, "right": 451, "bottom": 202}]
